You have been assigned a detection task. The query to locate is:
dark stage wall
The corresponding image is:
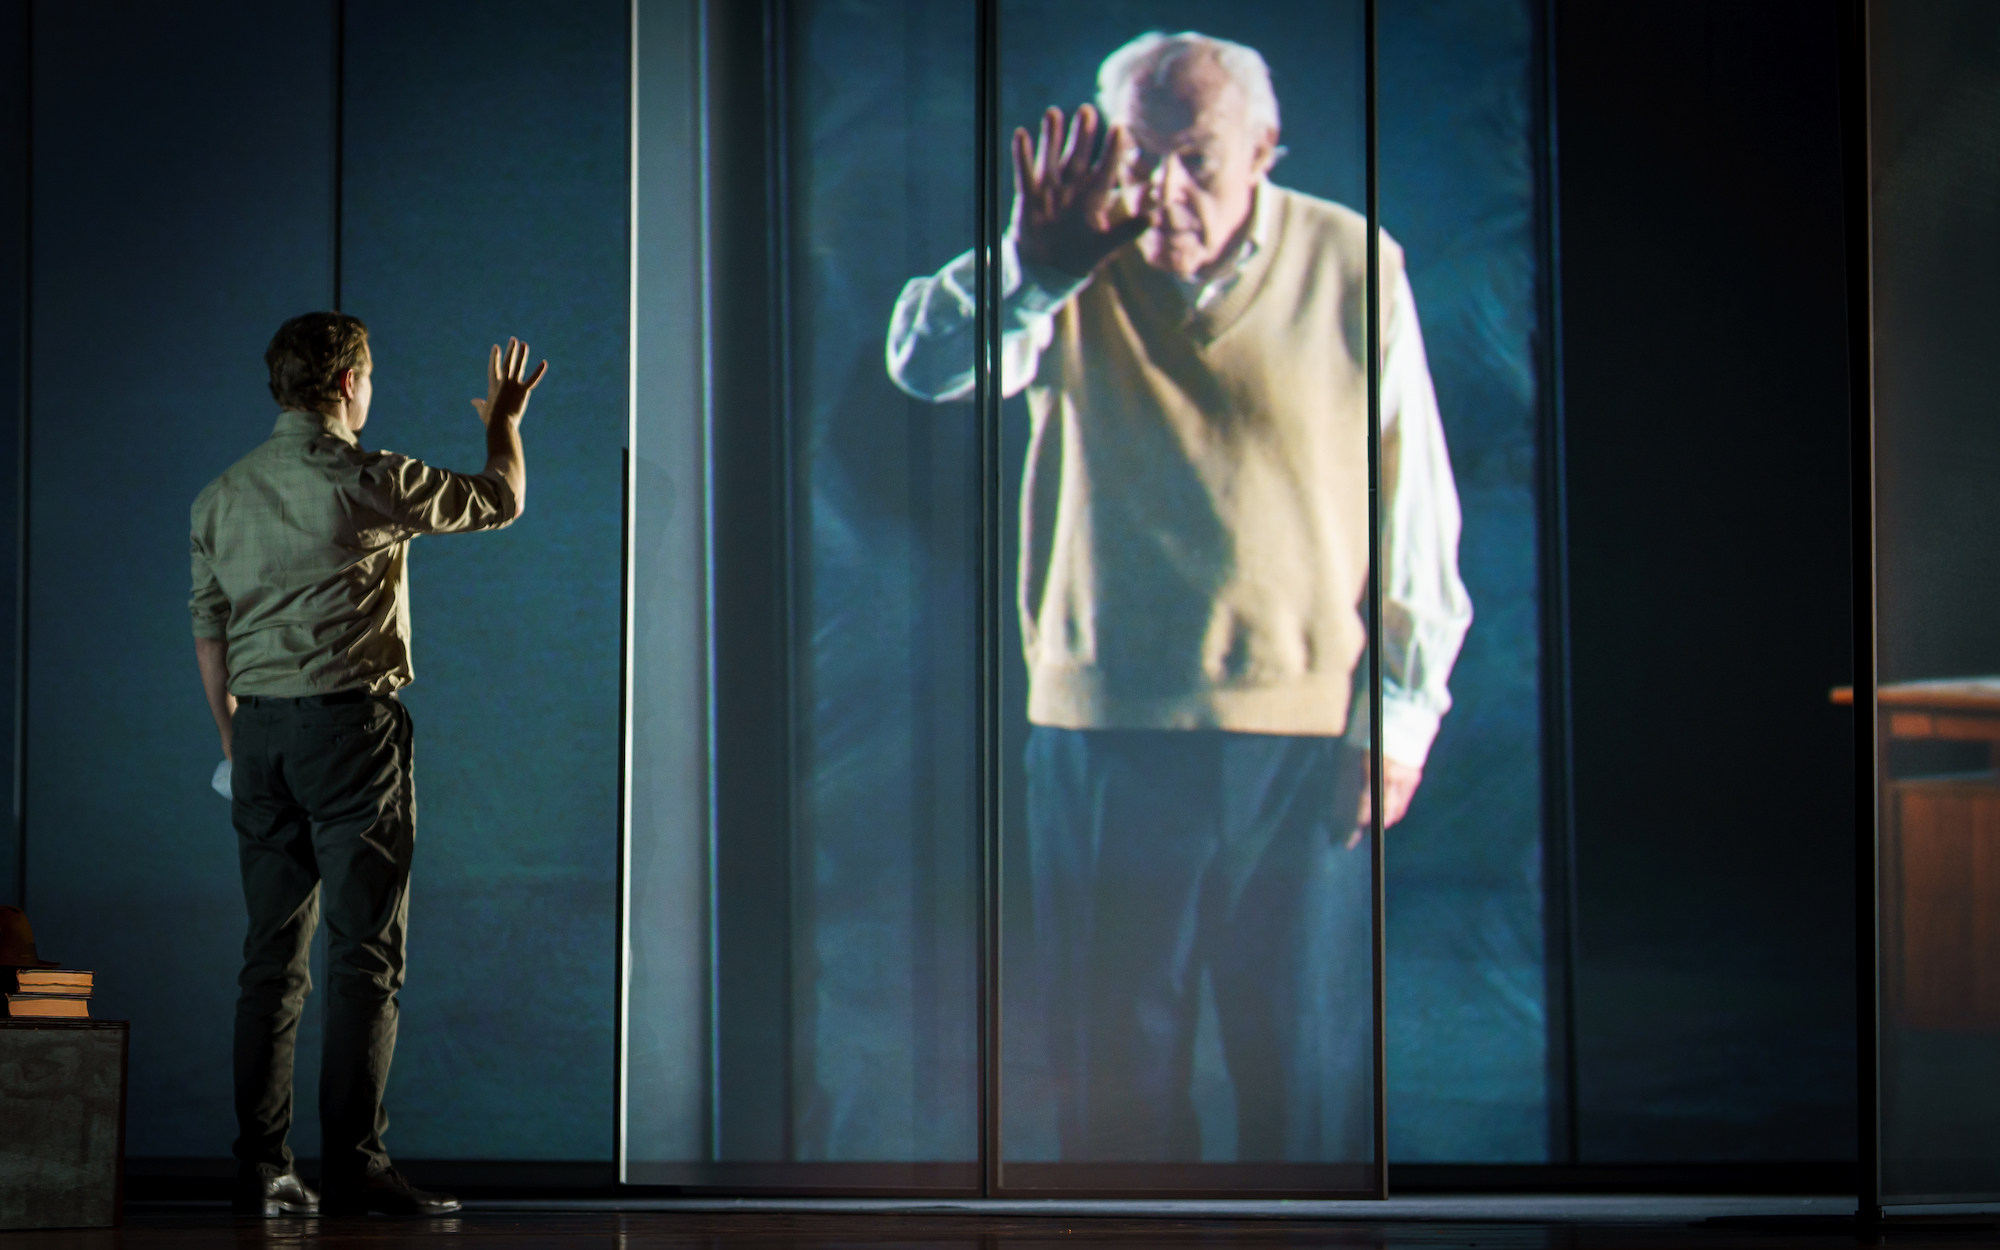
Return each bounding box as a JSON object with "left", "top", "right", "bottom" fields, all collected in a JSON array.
[
  {"left": 1554, "top": 1, "right": 1857, "bottom": 1162},
  {"left": 1871, "top": 5, "right": 2000, "bottom": 688},
  {"left": 0, "top": 1, "right": 23, "bottom": 911},
  {"left": 26, "top": 0, "right": 343, "bottom": 1159},
  {"left": 8, "top": 0, "right": 625, "bottom": 1162}
]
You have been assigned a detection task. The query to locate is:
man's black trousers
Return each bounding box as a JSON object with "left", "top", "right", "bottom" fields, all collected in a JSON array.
[{"left": 229, "top": 693, "right": 415, "bottom": 1186}]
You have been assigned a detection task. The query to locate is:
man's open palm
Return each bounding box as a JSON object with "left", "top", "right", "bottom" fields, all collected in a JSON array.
[
  {"left": 470, "top": 337, "right": 548, "bottom": 427},
  {"left": 1012, "top": 104, "right": 1150, "bottom": 279}
]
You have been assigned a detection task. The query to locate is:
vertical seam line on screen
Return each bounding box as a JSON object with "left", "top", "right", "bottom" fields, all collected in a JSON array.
[
  {"left": 765, "top": 0, "right": 799, "bottom": 1164},
  {"left": 307, "top": 0, "right": 348, "bottom": 1067},
  {"left": 1364, "top": 0, "right": 1388, "bottom": 1202},
  {"left": 14, "top": 0, "right": 31, "bottom": 909},
  {"left": 332, "top": 0, "right": 345, "bottom": 311},
  {"left": 615, "top": 0, "right": 640, "bottom": 1183},
  {"left": 975, "top": 0, "right": 1001, "bottom": 1200},
  {"left": 1845, "top": 0, "right": 1881, "bottom": 1217},
  {"left": 1535, "top": 0, "right": 1583, "bottom": 1167},
  {"left": 697, "top": 0, "right": 723, "bottom": 1164}
]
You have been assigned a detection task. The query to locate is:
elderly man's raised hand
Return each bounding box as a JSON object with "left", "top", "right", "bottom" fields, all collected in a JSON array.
[
  {"left": 469, "top": 337, "right": 549, "bottom": 428},
  {"left": 1012, "top": 104, "right": 1150, "bottom": 280}
]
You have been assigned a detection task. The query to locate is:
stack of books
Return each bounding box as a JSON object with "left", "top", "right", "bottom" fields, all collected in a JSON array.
[{"left": 4, "top": 967, "right": 94, "bottom": 1018}]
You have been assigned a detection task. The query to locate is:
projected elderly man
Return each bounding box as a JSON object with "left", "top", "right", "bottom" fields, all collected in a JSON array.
[{"left": 888, "top": 31, "right": 1471, "bottom": 1161}]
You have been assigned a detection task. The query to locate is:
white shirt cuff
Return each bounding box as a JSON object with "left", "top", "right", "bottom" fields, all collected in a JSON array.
[
  {"left": 1381, "top": 699, "right": 1442, "bottom": 767},
  {"left": 1344, "top": 695, "right": 1444, "bottom": 768}
]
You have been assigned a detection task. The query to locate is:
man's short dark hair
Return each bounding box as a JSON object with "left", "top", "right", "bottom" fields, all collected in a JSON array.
[{"left": 265, "top": 312, "right": 370, "bottom": 411}]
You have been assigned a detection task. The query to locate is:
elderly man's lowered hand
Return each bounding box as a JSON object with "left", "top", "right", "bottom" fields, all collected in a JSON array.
[
  {"left": 1012, "top": 103, "right": 1151, "bottom": 280},
  {"left": 1345, "top": 754, "right": 1423, "bottom": 848}
]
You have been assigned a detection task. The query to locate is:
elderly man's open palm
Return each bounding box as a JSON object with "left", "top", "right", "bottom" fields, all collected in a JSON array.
[{"left": 1012, "top": 104, "right": 1150, "bottom": 279}]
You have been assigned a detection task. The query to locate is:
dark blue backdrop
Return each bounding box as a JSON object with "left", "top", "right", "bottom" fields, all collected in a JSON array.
[
  {"left": 18, "top": 0, "right": 625, "bottom": 1163},
  {"left": 26, "top": 0, "right": 343, "bottom": 1159}
]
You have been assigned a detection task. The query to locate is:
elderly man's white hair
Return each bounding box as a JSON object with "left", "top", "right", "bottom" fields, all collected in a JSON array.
[{"left": 1096, "top": 31, "right": 1282, "bottom": 136}]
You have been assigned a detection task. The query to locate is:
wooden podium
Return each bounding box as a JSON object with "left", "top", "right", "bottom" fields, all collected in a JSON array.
[{"left": 1839, "top": 679, "right": 2000, "bottom": 1030}]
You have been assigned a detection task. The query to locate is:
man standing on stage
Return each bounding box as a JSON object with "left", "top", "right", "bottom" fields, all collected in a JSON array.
[{"left": 191, "top": 314, "right": 545, "bottom": 1215}]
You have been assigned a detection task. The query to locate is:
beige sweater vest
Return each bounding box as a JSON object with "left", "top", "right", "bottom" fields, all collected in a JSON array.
[{"left": 1021, "top": 186, "right": 1402, "bottom": 735}]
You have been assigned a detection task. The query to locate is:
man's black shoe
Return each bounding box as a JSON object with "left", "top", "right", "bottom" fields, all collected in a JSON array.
[
  {"left": 231, "top": 1170, "right": 320, "bottom": 1217},
  {"left": 321, "top": 1167, "right": 461, "bottom": 1217}
]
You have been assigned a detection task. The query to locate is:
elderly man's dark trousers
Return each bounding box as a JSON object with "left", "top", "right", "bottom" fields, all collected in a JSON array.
[
  {"left": 1024, "top": 727, "right": 1374, "bottom": 1164},
  {"left": 229, "top": 694, "right": 414, "bottom": 1188}
]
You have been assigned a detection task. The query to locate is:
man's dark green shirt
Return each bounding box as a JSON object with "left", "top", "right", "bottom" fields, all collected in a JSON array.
[{"left": 190, "top": 410, "right": 516, "bottom": 696}]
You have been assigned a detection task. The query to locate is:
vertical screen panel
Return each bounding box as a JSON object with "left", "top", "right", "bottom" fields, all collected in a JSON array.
[
  {"left": 340, "top": 0, "right": 627, "bottom": 1160},
  {"left": 623, "top": 0, "right": 981, "bottom": 1186},
  {"left": 25, "top": 0, "right": 334, "bottom": 1157},
  {"left": 783, "top": 0, "right": 981, "bottom": 1169},
  {"left": 1376, "top": 0, "right": 1548, "bottom": 1163},
  {"left": 1557, "top": 1, "right": 1856, "bottom": 1163},
  {"left": 625, "top": 0, "right": 710, "bottom": 1171},
  {"left": 1871, "top": 0, "right": 2000, "bottom": 1205},
  {"left": 991, "top": 3, "right": 1379, "bottom": 1193}
]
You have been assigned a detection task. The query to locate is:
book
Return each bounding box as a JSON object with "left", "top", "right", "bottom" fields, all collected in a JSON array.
[
  {"left": 5, "top": 993, "right": 90, "bottom": 1019},
  {"left": 8, "top": 969, "right": 92, "bottom": 994}
]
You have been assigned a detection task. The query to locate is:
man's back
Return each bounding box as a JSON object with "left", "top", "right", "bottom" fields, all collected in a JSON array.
[{"left": 190, "top": 409, "right": 514, "bottom": 698}]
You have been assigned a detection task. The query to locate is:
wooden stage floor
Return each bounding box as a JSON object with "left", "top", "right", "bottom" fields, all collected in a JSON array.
[{"left": 7, "top": 1199, "right": 1997, "bottom": 1249}]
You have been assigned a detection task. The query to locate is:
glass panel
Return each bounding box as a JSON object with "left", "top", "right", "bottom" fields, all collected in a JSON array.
[
  {"left": 1871, "top": 0, "right": 2000, "bottom": 1206},
  {"left": 1376, "top": 0, "right": 1551, "bottom": 1164},
  {"left": 624, "top": 0, "right": 981, "bottom": 1186},
  {"left": 985, "top": 3, "right": 1378, "bottom": 1192}
]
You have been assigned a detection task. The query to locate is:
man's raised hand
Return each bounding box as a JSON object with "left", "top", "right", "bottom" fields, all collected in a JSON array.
[
  {"left": 470, "top": 337, "right": 543, "bottom": 518},
  {"left": 469, "top": 337, "right": 549, "bottom": 427},
  {"left": 1012, "top": 104, "right": 1150, "bottom": 279}
]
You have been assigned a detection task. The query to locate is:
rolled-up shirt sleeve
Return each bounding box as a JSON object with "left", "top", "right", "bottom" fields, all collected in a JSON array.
[
  {"left": 190, "top": 535, "right": 229, "bottom": 640},
  {"left": 359, "top": 453, "right": 518, "bottom": 536}
]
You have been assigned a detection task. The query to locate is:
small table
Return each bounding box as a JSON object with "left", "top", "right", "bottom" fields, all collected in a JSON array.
[{"left": 1837, "top": 679, "right": 2000, "bottom": 1030}]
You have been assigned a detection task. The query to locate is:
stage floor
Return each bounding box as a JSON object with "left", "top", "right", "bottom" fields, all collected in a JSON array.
[{"left": 12, "top": 1197, "right": 1996, "bottom": 1248}]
